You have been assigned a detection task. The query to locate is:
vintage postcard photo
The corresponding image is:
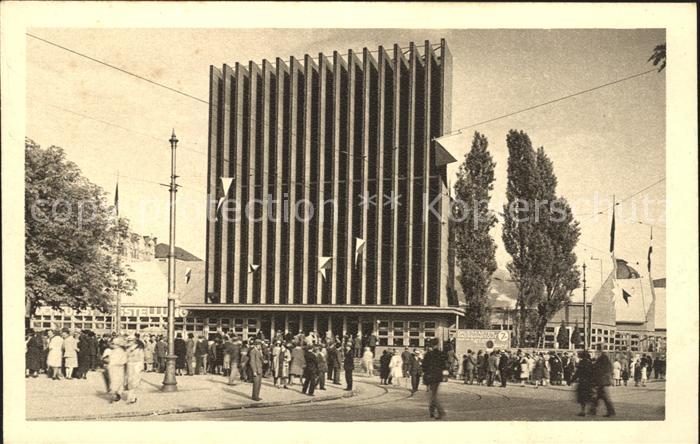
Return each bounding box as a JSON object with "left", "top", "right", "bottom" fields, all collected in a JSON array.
[{"left": 2, "top": 3, "right": 697, "bottom": 444}]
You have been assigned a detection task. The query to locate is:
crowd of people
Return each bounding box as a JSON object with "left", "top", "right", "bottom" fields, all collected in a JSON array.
[{"left": 26, "top": 327, "right": 666, "bottom": 418}]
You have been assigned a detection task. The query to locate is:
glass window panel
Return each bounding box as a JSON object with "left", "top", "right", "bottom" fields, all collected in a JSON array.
[
  {"left": 424, "top": 322, "right": 436, "bottom": 329},
  {"left": 409, "top": 338, "right": 420, "bottom": 347},
  {"left": 409, "top": 322, "right": 420, "bottom": 329},
  {"left": 393, "top": 337, "right": 404, "bottom": 346},
  {"left": 424, "top": 331, "right": 435, "bottom": 337},
  {"left": 378, "top": 321, "right": 389, "bottom": 328},
  {"left": 378, "top": 338, "right": 388, "bottom": 346},
  {"left": 393, "top": 321, "right": 404, "bottom": 328}
]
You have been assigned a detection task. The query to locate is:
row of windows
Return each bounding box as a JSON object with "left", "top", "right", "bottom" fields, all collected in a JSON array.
[{"left": 375, "top": 320, "right": 436, "bottom": 346}]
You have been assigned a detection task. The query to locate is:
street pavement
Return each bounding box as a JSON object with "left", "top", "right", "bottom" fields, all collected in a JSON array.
[
  {"left": 26, "top": 370, "right": 664, "bottom": 421},
  {"left": 25, "top": 370, "right": 352, "bottom": 421},
  {"left": 128, "top": 375, "right": 665, "bottom": 422}
]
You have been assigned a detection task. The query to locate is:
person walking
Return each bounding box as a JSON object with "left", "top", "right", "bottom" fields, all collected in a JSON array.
[
  {"left": 227, "top": 336, "right": 242, "bottom": 385},
  {"left": 302, "top": 346, "right": 319, "bottom": 396},
  {"left": 379, "top": 349, "right": 391, "bottom": 385},
  {"left": 463, "top": 350, "right": 476, "bottom": 385},
  {"left": 248, "top": 340, "right": 264, "bottom": 401},
  {"left": 421, "top": 343, "right": 447, "bottom": 420},
  {"left": 407, "top": 349, "right": 422, "bottom": 394},
  {"left": 222, "top": 335, "right": 234, "bottom": 377},
  {"left": 106, "top": 336, "right": 128, "bottom": 403},
  {"left": 124, "top": 336, "right": 144, "bottom": 404},
  {"left": 486, "top": 351, "right": 498, "bottom": 387},
  {"left": 612, "top": 356, "right": 622, "bottom": 386},
  {"left": 571, "top": 351, "right": 595, "bottom": 417},
  {"left": 195, "top": 335, "right": 209, "bottom": 375},
  {"left": 26, "top": 330, "right": 44, "bottom": 378},
  {"left": 389, "top": 349, "right": 403, "bottom": 387},
  {"left": 174, "top": 333, "right": 187, "bottom": 376},
  {"left": 362, "top": 347, "right": 374, "bottom": 377},
  {"left": 144, "top": 336, "right": 155, "bottom": 373},
  {"left": 155, "top": 336, "right": 168, "bottom": 373},
  {"left": 401, "top": 347, "right": 412, "bottom": 378},
  {"left": 87, "top": 331, "right": 99, "bottom": 371},
  {"left": 520, "top": 354, "right": 530, "bottom": 387},
  {"left": 533, "top": 354, "right": 545, "bottom": 388},
  {"left": 46, "top": 330, "right": 64, "bottom": 380},
  {"left": 77, "top": 331, "right": 92, "bottom": 379},
  {"left": 316, "top": 345, "right": 328, "bottom": 391},
  {"left": 499, "top": 350, "right": 510, "bottom": 388},
  {"left": 289, "top": 342, "right": 306, "bottom": 387},
  {"left": 63, "top": 330, "right": 79, "bottom": 380},
  {"left": 343, "top": 344, "right": 355, "bottom": 391},
  {"left": 185, "top": 333, "right": 196, "bottom": 376},
  {"left": 591, "top": 350, "right": 616, "bottom": 417}
]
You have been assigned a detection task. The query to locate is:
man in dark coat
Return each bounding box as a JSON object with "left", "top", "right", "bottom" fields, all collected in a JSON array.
[
  {"left": 25, "top": 330, "right": 44, "bottom": 377},
  {"left": 407, "top": 349, "right": 422, "bottom": 394},
  {"left": 87, "top": 331, "right": 99, "bottom": 371},
  {"left": 591, "top": 351, "right": 616, "bottom": 417},
  {"left": 302, "top": 346, "right": 319, "bottom": 396},
  {"left": 174, "top": 333, "right": 187, "bottom": 375},
  {"left": 401, "top": 347, "right": 412, "bottom": 378},
  {"left": 487, "top": 351, "right": 498, "bottom": 387},
  {"left": 248, "top": 340, "right": 264, "bottom": 401},
  {"left": 343, "top": 344, "right": 354, "bottom": 391},
  {"left": 421, "top": 343, "right": 447, "bottom": 420},
  {"left": 368, "top": 334, "right": 377, "bottom": 355},
  {"left": 498, "top": 351, "right": 511, "bottom": 387}
]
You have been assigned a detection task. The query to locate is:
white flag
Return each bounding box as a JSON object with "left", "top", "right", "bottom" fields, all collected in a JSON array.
[
  {"left": 354, "top": 238, "right": 366, "bottom": 267},
  {"left": 220, "top": 177, "right": 234, "bottom": 196},
  {"left": 249, "top": 263, "right": 260, "bottom": 273},
  {"left": 318, "top": 256, "right": 332, "bottom": 281}
]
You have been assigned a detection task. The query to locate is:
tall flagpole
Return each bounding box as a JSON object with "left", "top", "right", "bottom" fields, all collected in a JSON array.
[
  {"left": 115, "top": 172, "right": 121, "bottom": 335},
  {"left": 162, "top": 130, "right": 178, "bottom": 392}
]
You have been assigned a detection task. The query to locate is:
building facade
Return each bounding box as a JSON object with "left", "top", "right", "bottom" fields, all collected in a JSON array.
[{"left": 184, "top": 39, "right": 461, "bottom": 346}]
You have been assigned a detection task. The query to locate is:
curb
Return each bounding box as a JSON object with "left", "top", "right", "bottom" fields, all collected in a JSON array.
[{"left": 30, "top": 389, "right": 357, "bottom": 421}]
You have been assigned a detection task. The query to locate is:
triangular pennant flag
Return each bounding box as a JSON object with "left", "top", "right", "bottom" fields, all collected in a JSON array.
[
  {"left": 622, "top": 288, "right": 632, "bottom": 305},
  {"left": 185, "top": 268, "right": 192, "bottom": 284},
  {"left": 354, "top": 238, "right": 366, "bottom": 267},
  {"left": 318, "top": 256, "right": 332, "bottom": 281},
  {"left": 647, "top": 226, "right": 653, "bottom": 273},
  {"left": 114, "top": 181, "right": 119, "bottom": 216},
  {"left": 609, "top": 200, "right": 616, "bottom": 253},
  {"left": 249, "top": 263, "right": 260, "bottom": 273},
  {"left": 433, "top": 132, "right": 462, "bottom": 167},
  {"left": 217, "top": 197, "right": 225, "bottom": 212},
  {"left": 220, "top": 177, "right": 234, "bottom": 196}
]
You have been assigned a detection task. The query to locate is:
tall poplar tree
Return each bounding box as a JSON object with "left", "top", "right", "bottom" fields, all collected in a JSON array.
[
  {"left": 453, "top": 132, "right": 497, "bottom": 328},
  {"left": 501, "top": 130, "right": 546, "bottom": 346},
  {"left": 532, "top": 147, "right": 581, "bottom": 346}
]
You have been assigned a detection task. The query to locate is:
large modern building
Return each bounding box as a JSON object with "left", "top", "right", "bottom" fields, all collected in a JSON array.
[{"left": 182, "top": 39, "right": 461, "bottom": 347}]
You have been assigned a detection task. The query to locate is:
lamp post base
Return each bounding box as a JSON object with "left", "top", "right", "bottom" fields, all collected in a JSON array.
[{"left": 162, "top": 354, "right": 178, "bottom": 392}]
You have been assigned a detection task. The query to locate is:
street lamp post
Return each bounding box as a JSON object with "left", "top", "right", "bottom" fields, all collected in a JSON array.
[
  {"left": 582, "top": 263, "right": 587, "bottom": 350},
  {"left": 162, "top": 129, "right": 179, "bottom": 392}
]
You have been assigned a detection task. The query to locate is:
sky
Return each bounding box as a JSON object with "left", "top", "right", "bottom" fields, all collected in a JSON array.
[{"left": 26, "top": 28, "right": 666, "bottom": 292}]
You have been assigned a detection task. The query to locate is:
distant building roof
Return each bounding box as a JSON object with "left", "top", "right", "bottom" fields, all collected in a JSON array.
[
  {"left": 154, "top": 243, "right": 201, "bottom": 261},
  {"left": 123, "top": 258, "right": 205, "bottom": 307}
]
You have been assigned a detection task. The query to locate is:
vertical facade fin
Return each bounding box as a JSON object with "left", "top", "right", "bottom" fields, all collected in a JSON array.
[
  {"left": 232, "top": 63, "right": 248, "bottom": 304},
  {"left": 206, "top": 66, "right": 223, "bottom": 303},
  {"left": 260, "top": 60, "right": 273, "bottom": 305},
  {"left": 422, "top": 41, "right": 432, "bottom": 307},
  {"left": 219, "top": 64, "right": 234, "bottom": 304},
  {"left": 247, "top": 61, "right": 261, "bottom": 304}
]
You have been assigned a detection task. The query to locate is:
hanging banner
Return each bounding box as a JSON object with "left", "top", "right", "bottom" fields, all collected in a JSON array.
[
  {"left": 354, "top": 238, "right": 365, "bottom": 268},
  {"left": 318, "top": 256, "right": 332, "bottom": 281},
  {"left": 249, "top": 263, "right": 260, "bottom": 273},
  {"left": 220, "top": 177, "right": 234, "bottom": 196}
]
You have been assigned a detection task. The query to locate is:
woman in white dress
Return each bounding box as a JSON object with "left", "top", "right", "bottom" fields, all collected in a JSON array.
[
  {"left": 389, "top": 349, "right": 403, "bottom": 386},
  {"left": 62, "top": 330, "right": 79, "bottom": 379},
  {"left": 46, "top": 330, "right": 64, "bottom": 380},
  {"left": 124, "top": 336, "right": 144, "bottom": 404},
  {"left": 612, "top": 358, "right": 622, "bottom": 386},
  {"left": 362, "top": 347, "right": 374, "bottom": 377}
]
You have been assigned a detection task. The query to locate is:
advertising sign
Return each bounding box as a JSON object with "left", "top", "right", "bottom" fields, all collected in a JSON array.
[{"left": 454, "top": 329, "right": 511, "bottom": 356}]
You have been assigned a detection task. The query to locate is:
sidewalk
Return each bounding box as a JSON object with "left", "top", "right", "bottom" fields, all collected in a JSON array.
[{"left": 26, "top": 371, "right": 354, "bottom": 421}]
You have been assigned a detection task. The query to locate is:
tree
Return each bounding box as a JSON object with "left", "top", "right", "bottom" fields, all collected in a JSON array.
[
  {"left": 571, "top": 320, "right": 582, "bottom": 349},
  {"left": 531, "top": 147, "right": 581, "bottom": 346},
  {"left": 556, "top": 320, "right": 569, "bottom": 350},
  {"left": 648, "top": 43, "right": 666, "bottom": 72},
  {"left": 501, "top": 130, "right": 545, "bottom": 346},
  {"left": 452, "top": 132, "right": 497, "bottom": 328},
  {"left": 25, "top": 139, "right": 136, "bottom": 318}
]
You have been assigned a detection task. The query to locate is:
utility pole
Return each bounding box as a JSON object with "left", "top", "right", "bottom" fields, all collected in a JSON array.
[
  {"left": 162, "top": 129, "right": 178, "bottom": 392},
  {"left": 582, "top": 262, "right": 587, "bottom": 350}
]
